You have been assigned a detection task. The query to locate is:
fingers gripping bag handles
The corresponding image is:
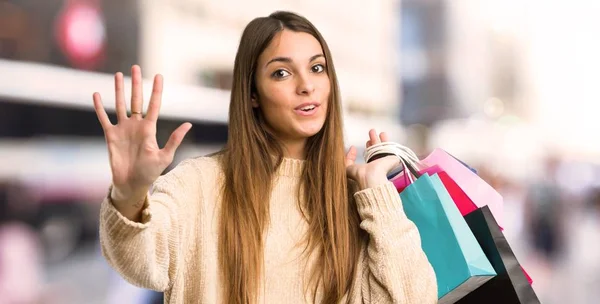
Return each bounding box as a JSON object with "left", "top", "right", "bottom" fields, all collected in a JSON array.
[
  {"left": 364, "top": 141, "right": 421, "bottom": 178},
  {"left": 365, "top": 143, "right": 496, "bottom": 303}
]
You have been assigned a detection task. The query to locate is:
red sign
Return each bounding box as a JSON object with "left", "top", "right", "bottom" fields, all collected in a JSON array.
[{"left": 54, "top": 0, "right": 106, "bottom": 69}]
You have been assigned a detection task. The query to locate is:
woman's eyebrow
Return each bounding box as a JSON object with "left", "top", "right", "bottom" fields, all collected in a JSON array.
[{"left": 265, "top": 54, "right": 324, "bottom": 67}]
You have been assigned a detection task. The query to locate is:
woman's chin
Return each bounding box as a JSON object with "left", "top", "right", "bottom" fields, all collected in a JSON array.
[{"left": 297, "top": 125, "right": 325, "bottom": 138}]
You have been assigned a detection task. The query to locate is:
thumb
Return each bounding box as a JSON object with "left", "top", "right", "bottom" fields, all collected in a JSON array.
[
  {"left": 162, "top": 122, "right": 192, "bottom": 158},
  {"left": 345, "top": 146, "right": 357, "bottom": 167}
]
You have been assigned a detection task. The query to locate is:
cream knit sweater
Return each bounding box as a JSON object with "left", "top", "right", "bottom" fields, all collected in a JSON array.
[{"left": 99, "top": 156, "right": 437, "bottom": 303}]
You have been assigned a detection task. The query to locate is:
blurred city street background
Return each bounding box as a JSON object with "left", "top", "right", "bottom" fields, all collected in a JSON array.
[{"left": 1, "top": 0, "right": 600, "bottom": 303}]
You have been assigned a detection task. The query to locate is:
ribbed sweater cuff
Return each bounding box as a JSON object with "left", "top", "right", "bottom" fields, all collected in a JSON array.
[
  {"left": 100, "top": 189, "right": 153, "bottom": 240},
  {"left": 353, "top": 182, "right": 408, "bottom": 222}
]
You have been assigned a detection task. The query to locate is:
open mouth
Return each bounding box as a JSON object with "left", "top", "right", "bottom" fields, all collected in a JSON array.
[
  {"left": 299, "top": 105, "right": 316, "bottom": 112},
  {"left": 294, "top": 104, "right": 319, "bottom": 116}
]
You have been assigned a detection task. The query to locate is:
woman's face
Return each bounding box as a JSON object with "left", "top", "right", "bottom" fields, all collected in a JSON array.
[{"left": 253, "top": 29, "right": 330, "bottom": 145}]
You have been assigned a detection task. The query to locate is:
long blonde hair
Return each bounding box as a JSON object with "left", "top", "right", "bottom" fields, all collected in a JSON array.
[{"left": 218, "top": 11, "right": 363, "bottom": 304}]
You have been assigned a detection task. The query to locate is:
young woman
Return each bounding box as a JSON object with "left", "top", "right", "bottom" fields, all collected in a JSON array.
[{"left": 93, "top": 11, "right": 436, "bottom": 304}]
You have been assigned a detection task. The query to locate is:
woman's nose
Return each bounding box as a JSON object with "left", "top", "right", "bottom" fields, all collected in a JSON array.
[{"left": 296, "top": 74, "right": 315, "bottom": 95}]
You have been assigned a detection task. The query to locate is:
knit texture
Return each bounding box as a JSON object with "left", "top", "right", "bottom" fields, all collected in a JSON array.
[{"left": 99, "top": 156, "right": 437, "bottom": 303}]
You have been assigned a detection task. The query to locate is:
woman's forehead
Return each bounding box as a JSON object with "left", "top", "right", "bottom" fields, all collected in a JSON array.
[{"left": 259, "top": 30, "right": 323, "bottom": 65}]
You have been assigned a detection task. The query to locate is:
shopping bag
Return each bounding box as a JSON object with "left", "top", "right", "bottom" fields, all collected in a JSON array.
[
  {"left": 396, "top": 168, "right": 478, "bottom": 217},
  {"left": 400, "top": 173, "right": 496, "bottom": 303},
  {"left": 457, "top": 206, "right": 540, "bottom": 303},
  {"left": 399, "top": 167, "right": 533, "bottom": 285},
  {"left": 394, "top": 152, "right": 533, "bottom": 284},
  {"left": 436, "top": 171, "right": 533, "bottom": 285},
  {"left": 449, "top": 153, "right": 478, "bottom": 174},
  {"left": 394, "top": 148, "right": 504, "bottom": 229}
]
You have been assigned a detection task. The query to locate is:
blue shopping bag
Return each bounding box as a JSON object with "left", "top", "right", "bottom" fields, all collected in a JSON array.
[{"left": 400, "top": 173, "right": 496, "bottom": 303}]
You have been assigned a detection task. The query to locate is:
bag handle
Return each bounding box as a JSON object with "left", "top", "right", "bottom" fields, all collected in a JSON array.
[{"left": 363, "top": 142, "right": 421, "bottom": 183}]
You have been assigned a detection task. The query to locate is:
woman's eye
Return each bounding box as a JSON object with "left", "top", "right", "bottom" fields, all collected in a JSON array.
[
  {"left": 311, "top": 64, "right": 325, "bottom": 73},
  {"left": 272, "top": 69, "right": 290, "bottom": 78}
]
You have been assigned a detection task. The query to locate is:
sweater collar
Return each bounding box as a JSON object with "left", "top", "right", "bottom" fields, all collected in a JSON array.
[{"left": 276, "top": 157, "right": 305, "bottom": 177}]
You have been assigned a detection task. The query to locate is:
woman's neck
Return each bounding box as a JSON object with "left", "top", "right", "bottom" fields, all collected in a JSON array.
[{"left": 281, "top": 139, "right": 307, "bottom": 160}]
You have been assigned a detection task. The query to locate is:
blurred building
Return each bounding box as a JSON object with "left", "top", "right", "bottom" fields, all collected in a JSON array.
[
  {"left": 397, "top": 0, "right": 547, "bottom": 178},
  {"left": 1, "top": 0, "right": 407, "bottom": 150},
  {"left": 398, "top": 0, "right": 530, "bottom": 125}
]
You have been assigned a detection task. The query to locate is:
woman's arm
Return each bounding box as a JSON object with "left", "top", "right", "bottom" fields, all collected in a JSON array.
[
  {"left": 350, "top": 182, "right": 437, "bottom": 303},
  {"left": 99, "top": 159, "right": 201, "bottom": 291}
]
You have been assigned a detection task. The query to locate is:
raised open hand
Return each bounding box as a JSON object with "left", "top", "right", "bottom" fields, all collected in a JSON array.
[{"left": 93, "top": 65, "right": 192, "bottom": 201}]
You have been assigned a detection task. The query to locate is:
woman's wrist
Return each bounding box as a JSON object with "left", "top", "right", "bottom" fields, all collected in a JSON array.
[
  {"left": 110, "top": 185, "right": 150, "bottom": 222},
  {"left": 358, "top": 170, "right": 390, "bottom": 190}
]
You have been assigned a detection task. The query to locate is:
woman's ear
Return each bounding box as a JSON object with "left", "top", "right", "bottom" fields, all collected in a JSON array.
[{"left": 251, "top": 94, "right": 259, "bottom": 108}]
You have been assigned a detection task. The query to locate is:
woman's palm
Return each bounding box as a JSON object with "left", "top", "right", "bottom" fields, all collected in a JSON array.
[{"left": 93, "top": 66, "right": 191, "bottom": 195}]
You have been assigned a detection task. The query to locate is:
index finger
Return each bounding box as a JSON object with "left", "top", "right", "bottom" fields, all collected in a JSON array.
[
  {"left": 93, "top": 93, "right": 112, "bottom": 130},
  {"left": 345, "top": 145, "right": 357, "bottom": 167}
]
